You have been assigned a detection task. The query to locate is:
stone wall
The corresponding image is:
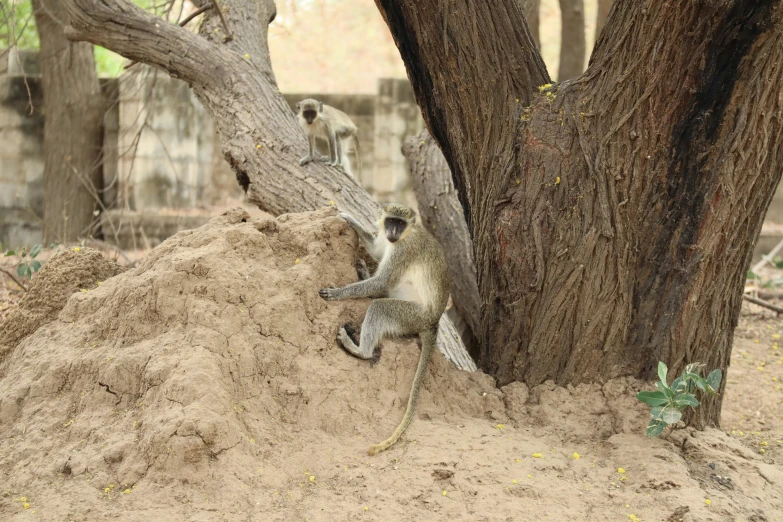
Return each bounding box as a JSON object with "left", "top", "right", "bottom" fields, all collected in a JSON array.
[
  {"left": 0, "top": 55, "right": 425, "bottom": 249},
  {"left": 4, "top": 50, "right": 783, "bottom": 260}
]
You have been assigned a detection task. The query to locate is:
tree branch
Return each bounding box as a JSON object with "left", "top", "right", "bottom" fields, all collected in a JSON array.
[
  {"left": 0, "top": 268, "right": 28, "bottom": 292},
  {"left": 62, "top": 0, "right": 230, "bottom": 86}
]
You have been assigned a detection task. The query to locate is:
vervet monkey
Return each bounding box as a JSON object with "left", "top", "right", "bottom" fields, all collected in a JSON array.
[
  {"left": 319, "top": 203, "right": 449, "bottom": 455},
  {"left": 296, "top": 98, "right": 362, "bottom": 177}
]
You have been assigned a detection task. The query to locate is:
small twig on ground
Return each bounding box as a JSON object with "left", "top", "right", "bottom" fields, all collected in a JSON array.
[
  {"left": 210, "top": 0, "right": 233, "bottom": 41},
  {"left": 752, "top": 237, "right": 783, "bottom": 273},
  {"left": 743, "top": 294, "right": 783, "bottom": 314},
  {"left": 0, "top": 268, "right": 28, "bottom": 292},
  {"left": 125, "top": 5, "right": 213, "bottom": 69}
]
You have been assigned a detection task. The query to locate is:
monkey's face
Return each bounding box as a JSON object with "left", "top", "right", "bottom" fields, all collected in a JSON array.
[
  {"left": 384, "top": 217, "right": 408, "bottom": 243},
  {"left": 302, "top": 109, "right": 318, "bottom": 124}
]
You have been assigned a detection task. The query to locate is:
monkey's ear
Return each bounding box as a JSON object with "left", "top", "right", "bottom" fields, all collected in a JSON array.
[
  {"left": 319, "top": 102, "right": 324, "bottom": 112},
  {"left": 295, "top": 102, "right": 300, "bottom": 112}
]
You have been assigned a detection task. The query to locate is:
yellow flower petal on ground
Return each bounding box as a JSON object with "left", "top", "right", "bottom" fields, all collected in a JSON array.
[
  {"left": 442, "top": 490, "right": 447, "bottom": 496},
  {"left": 124, "top": 489, "right": 132, "bottom": 494},
  {"left": 705, "top": 499, "right": 711, "bottom": 506},
  {"left": 532, "top": 453, "right": 543, "bottom": 458},
  {"left": 20, "top": 497, "right": 26, "bottom": 503},
  {"left": 618, "top": 467, "right": 626, "bottom": 473},
  {"left": 512, "top": 480, "right": 517, "bottom": 484},
  {"left": 495, "top": 424, "right": 504, "bottom": 430},
  {"left": 73, "top": 247, "right": 81, "bottom": 252},
  {"left": 309, "top": 475, "right": 315, "bottom": 482},
  {"left": 628, "top": 515, "right": 639, "bottom": 522},
  {"left": 23, "top": 503, "right": 30, "bottom": 509},
  {"left": 573, "top": 452, "right": 580, "bottom": 459}
]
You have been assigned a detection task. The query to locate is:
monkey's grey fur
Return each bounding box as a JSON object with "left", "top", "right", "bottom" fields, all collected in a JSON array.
[
  {"left": 296, "top": 98, "right": 362, "bottom": 177},
  {"left": 319, "top": 203, "right": 449, "bottom": 455}
]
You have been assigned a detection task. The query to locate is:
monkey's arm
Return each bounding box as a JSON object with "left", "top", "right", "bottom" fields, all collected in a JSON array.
[
  {"left": 319, "top": 268, "right": 391, "bottom": 301},
  {"left": 339, "top": 213, "right": 378, "bottom": 255},
  {"left": 300, "top": 134, "right": 318, "bottom": 165}
]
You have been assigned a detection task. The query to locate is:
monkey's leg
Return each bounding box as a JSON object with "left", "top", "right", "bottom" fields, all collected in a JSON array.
[
  {"left": 300, "top": 135, "right": 318, "bottom": 165},
  {"left": 334, "top": 138, "right": 346, "bottom": 172},
  {"left": 326, "top": 131, "right": 340, "bottom": 167},
  {"left": 337, "top": 299, "right": 425, "bottom": 360}
]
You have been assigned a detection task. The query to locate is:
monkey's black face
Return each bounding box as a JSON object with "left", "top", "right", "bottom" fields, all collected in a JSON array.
[
  {"left": 303, "top": 110, "right": 318, "bottom": 124},
  {"left": 384, "top": 217, "right": 408, "bottom": 243}
]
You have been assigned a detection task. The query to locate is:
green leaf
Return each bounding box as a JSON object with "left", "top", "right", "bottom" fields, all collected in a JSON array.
[
  {"left": 29, "top": 260, "right": 41, "bottom": 273},
  {"left": 4, "top": 250, "right": 15, "bottom": 257},
  {"left": 673, "top": 393, "right": 699, "bottom": 408},
  {"left": 646, "top": 419, "right": 667, "bottom": 437},
  {"left": 748, "top": 270, "right": 759, "bottom": 280},
  {"left": 29, "top": 244, "right": 42, "bottom": 259},
  {"left": 16, "top": 263, "right": 27, "bottom": 277},
  {"left": 656, "top": 381, "right": 674, "bottom": 398},
  {"left": 657, "top": 361, "right": 668, "bottom": 385},
  {"left": 706, "top": 369, "right": 723, "bottom": 393},
  {"left": 25, "top": 265, "right": 32, "bottom": 278},
  {"left": 637, "top": 391, "right": 669, "bottom": 407},
  {"left": 670, "top": 376, "right": 686, "bottom": 393},
  {"left": 661, "top": 407, "right": 682, "bottom": 424}
]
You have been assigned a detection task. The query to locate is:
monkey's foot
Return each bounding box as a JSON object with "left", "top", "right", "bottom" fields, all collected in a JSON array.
[
  {"left": 300, "top": 156, "right": 314, "bottom": 166},
  {"left": 355, "top": 259, "right": 369, "bottom": 280},
  {"left": 337, "top": 324, "right": 378, "bottom": 362}
]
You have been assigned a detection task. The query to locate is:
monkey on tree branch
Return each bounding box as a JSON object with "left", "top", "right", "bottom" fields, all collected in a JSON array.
[{"left": 61, "top": 0, "right": 783, "bottom": 428}]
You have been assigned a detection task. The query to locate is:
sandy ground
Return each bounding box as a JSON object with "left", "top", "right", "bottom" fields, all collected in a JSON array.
[{"left": 0, "top": 208, "right": 781, "bottom": 522}]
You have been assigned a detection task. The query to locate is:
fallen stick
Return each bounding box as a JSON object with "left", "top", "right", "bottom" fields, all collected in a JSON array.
[{"left": 743, "top": 294, "right": 783, "bottom": 314}]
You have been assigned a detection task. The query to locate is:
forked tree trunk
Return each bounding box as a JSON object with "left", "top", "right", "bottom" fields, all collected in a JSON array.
[
  {"left": 376, "top": 0, "right": 783, "bottom": 428},
  {"left": 33, "top": 0, "right": 104, "bottom": 243},
  {"left": 62, "top": 0, "right": 783, "bottom": 429},
  {"left": 60, "top": 0, "right": 472, "bottom": 370},
  {"left": 558, "top": 0, "right": 586, "bottom": 80}
]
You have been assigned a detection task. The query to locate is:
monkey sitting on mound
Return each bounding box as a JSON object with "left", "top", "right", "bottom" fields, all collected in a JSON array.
[
  {"left": 296, "top": 98, "right": 362, "bottom": 177},
  {"left": 319, "top": 203, "right": 449, "bottom": 455}
]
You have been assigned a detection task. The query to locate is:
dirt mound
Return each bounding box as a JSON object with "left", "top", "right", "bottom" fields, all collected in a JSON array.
[
  {"left": 0, "top": 248, "right": 123, "bottom": 349},
  {"left": 0, "top": 208, "right": 780, "bottom": 521}
]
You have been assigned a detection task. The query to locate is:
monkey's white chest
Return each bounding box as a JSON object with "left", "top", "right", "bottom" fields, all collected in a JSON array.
[{"left": 389, "top": 265, "right": 431, "bottom": 307}]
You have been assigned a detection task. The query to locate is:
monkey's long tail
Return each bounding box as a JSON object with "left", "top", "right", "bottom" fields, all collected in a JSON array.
[{"left": 367, "top": 326, "right": 437, "bottom": 456}]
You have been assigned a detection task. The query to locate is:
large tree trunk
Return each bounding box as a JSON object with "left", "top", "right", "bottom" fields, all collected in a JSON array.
[
  {"left": 376, "top": 0, "right": 783, "bottom": 428},
  {"left": 33, "top": 0, "right": 104, "bottom": 244},
  {"left": 558, "top": 0, "right": 586, "bottom": 81},
  {"left": 59, "top": 0, "right": 473, "bottom": 371}
]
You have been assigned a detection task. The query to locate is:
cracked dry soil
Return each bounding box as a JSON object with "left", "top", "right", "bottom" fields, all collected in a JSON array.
[{"left": 0, "top": 207, "right": 781, "bottom": 521}]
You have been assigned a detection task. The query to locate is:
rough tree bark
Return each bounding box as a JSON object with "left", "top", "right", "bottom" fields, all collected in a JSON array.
[
  {"left": 404, "top": 130, "right": 480, "bottom": 360},
  {"left": 376, "top": 0, "right": 783, "bottom": 427},
  {"left": 558, "top": 0, "right": 586, "bottom": 81},
  {"left": 595, "top": 0, "right": 612, "bottom": 42},
  {"left": 59, "top": 0, "right": 473, "bottom": 371},
  {"left": 33, "top": 0, "right": 104, "bottom": 243}
]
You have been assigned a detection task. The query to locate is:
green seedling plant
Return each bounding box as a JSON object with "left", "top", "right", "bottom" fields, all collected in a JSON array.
[
  {"left": 636, "top": 361, "right": 723, "bottom": 437},
  {"left": 5, "top": 244, "right": 44, "bottom": 279}
]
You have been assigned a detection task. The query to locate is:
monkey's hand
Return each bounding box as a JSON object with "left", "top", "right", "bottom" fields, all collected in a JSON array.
[
  {"left": 319, "top": 287, "right": 343, "bottom": 301},
  {"left": 300, "top": 154, "right": 314, "bottom": 166}
]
